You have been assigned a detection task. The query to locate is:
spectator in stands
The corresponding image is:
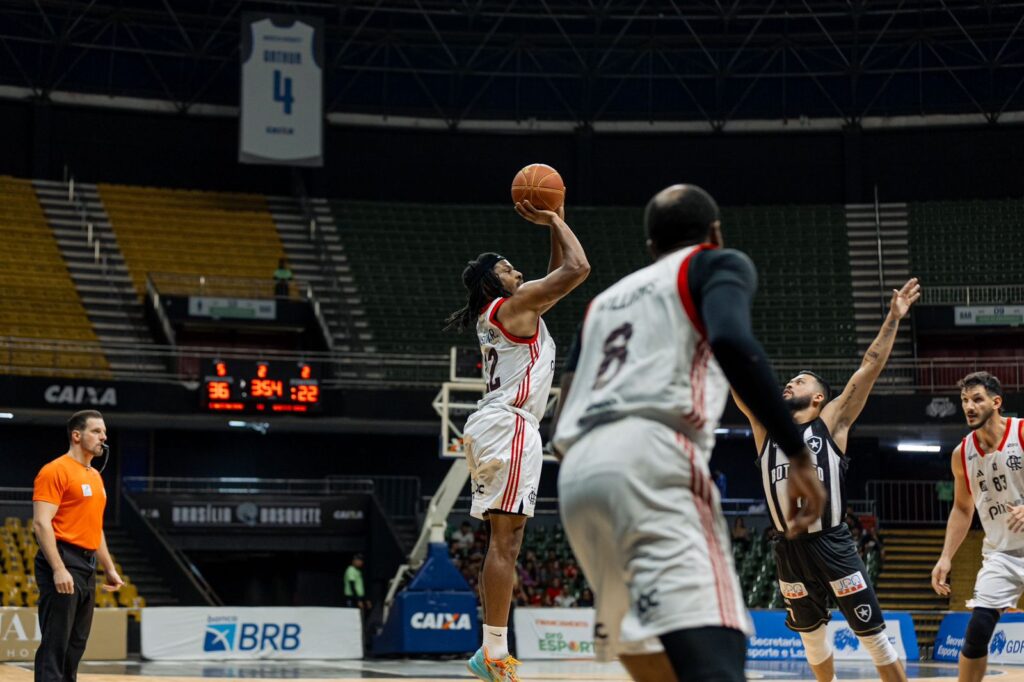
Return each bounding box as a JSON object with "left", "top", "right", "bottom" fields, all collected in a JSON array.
[
  {"left": 555, "top": 588, "right": 577, "bottom": 608},
  {"left": 714, "top": 469, "right": 728, "bottom": 498},
  {"left": 562, "top": 558, "right": 579, "bottom": 583},
  {"left": 33, "top": 410, "right": 123, "bottom": 682},
  {"left": 844, "top": 505, "right": 863, "bottom": 532},
  {"left": 452, "top": 521, "right": 475, "bottom": 552},
  {"left": 344, "top": 554, "right": 369, "bottom": 612},
  {"left": 273, "top": 257, "right": 293, "bottom": 297},
  {"left": 545, "top": 577, "right": 564, "bottom": 604},
  {"left": 731, "top": 517, "right": 751, "bottom": 548},
  {"left": 577, "top": 588, "right": 594, "bottom": 608},
  {"left": 517, "top": 561, "right": 537, "bottom": 588},
  {"left": 527, "top": 586, "right": 542, "bottom": 606}
]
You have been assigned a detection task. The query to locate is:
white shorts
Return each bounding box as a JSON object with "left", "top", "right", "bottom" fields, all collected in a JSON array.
[
  {"left": 463, "top": 407, "right": 543, "bottom": 520},
  {"left": 558, "top": 417, "right": 751, "bottom": 662},
  {"left": 968, "top": 551, "right": 1024, "bottom": 610}
]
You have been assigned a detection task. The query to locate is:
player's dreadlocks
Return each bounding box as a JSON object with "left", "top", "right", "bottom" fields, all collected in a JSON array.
[{"left": 444, "top": 252, "right": 511, "bottom": 332}]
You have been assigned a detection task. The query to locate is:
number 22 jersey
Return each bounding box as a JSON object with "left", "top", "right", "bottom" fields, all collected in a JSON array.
[
  {"left": 475, "top": 297, "right": 557, "bottom": 423},
  {"left": 553, "top": 244, "right": 730, "bottom": 455}
]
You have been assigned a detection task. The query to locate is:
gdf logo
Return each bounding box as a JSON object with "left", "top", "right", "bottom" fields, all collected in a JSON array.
[{"left": 410, "top": 613, "right": 471, "bottom": 630}]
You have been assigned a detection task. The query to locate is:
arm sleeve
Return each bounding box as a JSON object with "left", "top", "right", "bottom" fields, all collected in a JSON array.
[
  {"left": 690, "top": 249, "right": 806, "bottom": 457},
  {"left": 33, "top": 464, "right": 64, "bottom": 505}
]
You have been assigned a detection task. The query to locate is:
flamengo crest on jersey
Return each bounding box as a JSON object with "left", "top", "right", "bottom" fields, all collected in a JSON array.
[
  {"left": 552, "top": 244, "right": 729, "bottom": 456},
  {"left": 962, "top": 418, "right": 1024, "bottom": 554},
  {"left": 759, "top": 418, "right": 848, "bottom": 535},
  {"left": 475, "top": 298, "right": 557, "bottom": 422}
]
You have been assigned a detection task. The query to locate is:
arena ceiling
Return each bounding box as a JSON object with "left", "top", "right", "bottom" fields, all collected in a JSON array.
[{"left": 1, "top": 1, "right": 1024, "bottom": 130}]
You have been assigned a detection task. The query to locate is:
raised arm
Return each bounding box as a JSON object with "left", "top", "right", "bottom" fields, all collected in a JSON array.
[
  {"left": 548, "top": 206, "right": 565, "bottom": 274},
  {"left": 932, "top": 443, "right": 974, "bottom": 596},
  {"left": 695, "top": 249, "right": 823, "bottom": 536},
  {"left": 731, "top": 389, "right": 768, "bottom": 454},
  {"left": 822, "top": 278, "right": 920, "bottom": 442},
  {"left": 500, "top": 201, "right": 590, "bottom": 332}
]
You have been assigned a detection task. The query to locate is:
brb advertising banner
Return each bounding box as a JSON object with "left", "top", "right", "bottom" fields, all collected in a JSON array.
[
  {"left": 239, "top": 13, "right": 323, "bottom": 166},
  {"left": 934, "top": 612, "right": 1024, "bottom": 663},
  {"left": 513, "top": 608, "right": 596, "bottom": 660},
  {"left": 141, "top": 607, "right": 361, "bottom": 660},
  {"left": 747, "top": 610, "right": 919, "bottom": 662},
  {"left": 0, "top": 608, "right": 127, "bottom": 661}
]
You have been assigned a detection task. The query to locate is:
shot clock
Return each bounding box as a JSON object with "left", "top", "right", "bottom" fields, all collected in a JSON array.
[{"left": 202, "top": 360, "right": 321, "bottom": 413}]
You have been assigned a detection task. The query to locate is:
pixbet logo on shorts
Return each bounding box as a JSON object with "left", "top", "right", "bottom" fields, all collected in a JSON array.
[
  {"left": 829, "top": 571, "right": 867, "bottom": 597},
  {"left": 203, "top": 616, "right": 301, "bottom": 652},
  {"left": 410, "top": 612, "right": 471, "bottom": 630}
]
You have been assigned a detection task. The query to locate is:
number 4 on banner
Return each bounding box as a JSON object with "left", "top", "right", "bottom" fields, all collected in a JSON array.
[{"left": 273, "top": 70, "right": 294, "bottom": 114}]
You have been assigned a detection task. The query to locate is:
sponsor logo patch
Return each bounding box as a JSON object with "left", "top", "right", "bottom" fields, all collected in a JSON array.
[
  {"left": 854, "top": 604, "right": 872, "bottom": 622},
  {"left": 779, "top": 580, "right": 808, "bottom": 599},
  {"left": 829, "top": 571, "right": 868, "bottom": 597}
]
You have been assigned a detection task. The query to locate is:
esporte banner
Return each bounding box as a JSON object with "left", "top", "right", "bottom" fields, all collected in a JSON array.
[
  {"left": 748, "top": 610, "right": 918, "bottom": 662},
  {"left": 934, "top": 612, "right": 1024, "bottom": 663},
  {"left": 513, "top": 608, "right": 596, "bottom": 660},
  {"left": 0, "top": 608, "right": 126, "bottom": 661},
  {"left": 141, "top": 607, "right": 361, "bottom": 660}
]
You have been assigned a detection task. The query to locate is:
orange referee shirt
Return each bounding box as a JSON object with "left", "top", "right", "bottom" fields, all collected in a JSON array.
[{"left": 32, "top": 454, "right": 106, "bottom": 551}]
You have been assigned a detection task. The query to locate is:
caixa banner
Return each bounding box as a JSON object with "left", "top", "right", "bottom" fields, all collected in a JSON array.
[
  {"left": 141, "top": 607, "right": 361, "bottom": 660},
  {"left": 747, "top": 610, "right": 918, "bottom": 662},
  {"left": 934, "top": 612, "right": 1024, "bottom": 663}
]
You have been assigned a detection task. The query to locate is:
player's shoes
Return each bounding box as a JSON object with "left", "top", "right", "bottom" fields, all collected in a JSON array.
[{"left": 466, "top": 647, "right": 521, "bottom": 681}]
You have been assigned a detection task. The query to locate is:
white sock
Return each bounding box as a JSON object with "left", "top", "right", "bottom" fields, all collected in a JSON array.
[
  {"left": 832, "top": 677, "right": 838, "bottom": 682},
  {"left": 483, "top": 625, "right": 509, "bottom": 659}
]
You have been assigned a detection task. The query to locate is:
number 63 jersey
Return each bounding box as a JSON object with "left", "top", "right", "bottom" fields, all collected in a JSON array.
[
  {"left": 553, "top": 244, "right": 729, "bottom": 456},
  {"left": 475, "top": 298, "right": 557, "bottom": 423},
  {"left": 962, "top": 418, "right": 1024, "bottom": 553}
]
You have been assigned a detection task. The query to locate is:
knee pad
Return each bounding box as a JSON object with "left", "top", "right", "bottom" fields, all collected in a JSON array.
[
  {"left": 857, "top": 631, "right": 899, "bottom": 667},
  {"left": 799, "top": 626, "right": 833, "bottom": 666},
  {"left": 963, "top": 607, "right": 1000, "bottom": 659}
]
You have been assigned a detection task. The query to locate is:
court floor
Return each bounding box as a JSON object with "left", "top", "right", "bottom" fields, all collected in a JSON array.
[{"left": 2, "top": 658, "right": 1020, "bottom": 682}]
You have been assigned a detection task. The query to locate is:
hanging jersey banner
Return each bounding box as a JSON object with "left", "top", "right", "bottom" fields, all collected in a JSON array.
[{"left": 239, "top": 13, "right": 323, "bottom": 166}]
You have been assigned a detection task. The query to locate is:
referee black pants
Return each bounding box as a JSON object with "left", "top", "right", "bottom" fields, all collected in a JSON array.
[{"left": 34, "top": 542, "right": 96, "bottom": 682}]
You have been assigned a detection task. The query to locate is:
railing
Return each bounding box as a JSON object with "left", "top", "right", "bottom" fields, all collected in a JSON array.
[
  {"left": 921, "top": 284, "right": 1024, "bottom": 306},
  {"left": 0, "top": 487, "right": 33, "bottom": 509},
  {"left": 865, "top": 480, "right": 953, "bottom": 526},
  {"left": 0, "top": 336, "right": 449, "bottom": 388},
  {"left": 1, "top": 336, "right": 1023, "bottom": 392},
  {"left": 123, "top": 475, "right": 422, "bottom": 521},
  {"left": 148, "top": 272, "right": 304, "bottom": 301}
]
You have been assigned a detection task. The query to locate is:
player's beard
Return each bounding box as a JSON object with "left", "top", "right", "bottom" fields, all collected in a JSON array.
[
  {"left": 968, "top": 405, "right": 996, "bottom": 429},
  {"left": 784, "top": 395, "right": 812, "bottom": 412}
]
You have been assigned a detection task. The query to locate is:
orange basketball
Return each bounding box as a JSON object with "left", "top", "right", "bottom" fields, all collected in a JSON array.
[{"left": 511, "top": 163, "right": 565, "bottom": 211}]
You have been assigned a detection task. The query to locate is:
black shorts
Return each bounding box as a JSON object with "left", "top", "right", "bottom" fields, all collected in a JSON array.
[{"left": 772, "top": 524, "right": 885, "bottom": 636}]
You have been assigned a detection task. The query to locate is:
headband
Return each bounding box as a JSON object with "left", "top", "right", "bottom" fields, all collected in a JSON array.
[{"left": 468, "top": 253, "right": 505, "bottom": 286}]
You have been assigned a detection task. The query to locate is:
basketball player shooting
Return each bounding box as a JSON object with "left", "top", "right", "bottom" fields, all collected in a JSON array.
[
  {"left": 931, "top": 372, "right": 1024, "bottom": 682},
  {"left": 734, "top": 277, "right": 921, "bottom": 682},
  {"left": 554, "top": 184, "right": 825, "bottom": 682},
  {"left": 444, "top": 200, "right": 589, "bottom": 681}
]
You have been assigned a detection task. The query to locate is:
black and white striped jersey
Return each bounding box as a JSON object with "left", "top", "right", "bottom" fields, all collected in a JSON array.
[{"left": 758, "top": 417, "right": 848, "bottom": 535}]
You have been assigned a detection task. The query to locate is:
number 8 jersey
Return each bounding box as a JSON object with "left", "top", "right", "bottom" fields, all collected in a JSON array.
[
  {"left": 475, "top": 298, "right": 557, "bottom": 423},
  {"left": 553, "top": 244, "right": 730, "bottom": 455}
]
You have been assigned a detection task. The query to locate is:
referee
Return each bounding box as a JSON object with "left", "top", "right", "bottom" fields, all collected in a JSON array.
[{"left": 32, "top": 410, "right": 123, "bottom": 682}]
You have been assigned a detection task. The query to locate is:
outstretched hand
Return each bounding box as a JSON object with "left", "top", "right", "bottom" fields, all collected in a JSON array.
[
  {"left": 890, "top": 277, "right": 921, "bottom": 319},
  {"left": 515, "top": 200, "right": 563, "bottom": 227}
]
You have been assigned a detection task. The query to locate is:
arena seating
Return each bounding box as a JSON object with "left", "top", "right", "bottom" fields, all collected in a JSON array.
[
  {"left": 331, "top": 200, "right": 855, "bottom": 360},
  {"left": 449, "top": 519, "right": 880, "bottom": 611},
  {"left": 0, "top": 176, "right": 108, "bottom": 375},
  {"left": 908, "top": 200, "right": 1024, "bottom": 285},
  {"left": 1, "top": 517, "right": 146, "bottom": 619},
  {"left": 98, "top": 184, "right": 288, "bottom": 297}
]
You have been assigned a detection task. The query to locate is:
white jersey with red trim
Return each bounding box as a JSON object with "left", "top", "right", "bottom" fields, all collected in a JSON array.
[
  {"left": 962, "top": 417, "right": 1024, "bottom": 554},
  {"left": 474, "top": 297, "right": 557, "bottom": 423},
  {"left": 553, "top": 244, "right": 729, "bottom": 456}
]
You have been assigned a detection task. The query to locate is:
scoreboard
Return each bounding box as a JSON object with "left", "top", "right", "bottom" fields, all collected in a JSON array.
[{"left": 202, "top": 360, "right": 321, "bottom": 413}]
